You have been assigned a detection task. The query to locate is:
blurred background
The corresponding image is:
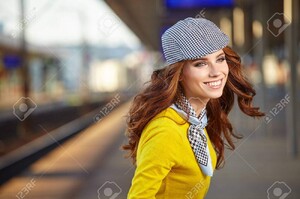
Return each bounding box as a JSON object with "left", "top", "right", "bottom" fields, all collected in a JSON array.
[{"left": 0, "top": 0, "right": 299, "bottom": 198}]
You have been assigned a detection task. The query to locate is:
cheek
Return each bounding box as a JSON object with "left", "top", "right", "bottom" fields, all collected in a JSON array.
[
  {"left": 182, "top": 66, "right": 207, "bottom": 83},
  {"left": 182, "top": 67, "right": 196, "bottom": 90},
  {"left": 224, "top": 63, "right": 229, "bottom": 75}
]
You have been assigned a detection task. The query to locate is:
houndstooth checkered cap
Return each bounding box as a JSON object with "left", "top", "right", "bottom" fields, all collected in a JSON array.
[{"left": 161, "top": 17, "right": 229, "bottom": 65}]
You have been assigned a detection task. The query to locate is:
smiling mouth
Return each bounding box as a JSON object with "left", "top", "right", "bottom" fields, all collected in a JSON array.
[{"left": 204, "top": 79, "right": 222, "bottom": 88}]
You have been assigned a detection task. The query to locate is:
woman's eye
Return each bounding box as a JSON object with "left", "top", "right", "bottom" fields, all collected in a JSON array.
[
  {"left": 217, "top": 57, "right": 226, "bottom": 63},
  {"left": 194, "top": 62, "right": 207, "bottom": 67}
]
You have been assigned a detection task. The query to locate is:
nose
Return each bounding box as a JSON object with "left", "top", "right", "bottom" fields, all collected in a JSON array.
[{"left": 209, "top": 63, "right": 221, "bottom": 77}]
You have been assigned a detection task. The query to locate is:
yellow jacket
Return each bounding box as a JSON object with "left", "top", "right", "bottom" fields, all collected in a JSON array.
[{"left": 128, "top": 107, "right": 217, "bottom": 199}]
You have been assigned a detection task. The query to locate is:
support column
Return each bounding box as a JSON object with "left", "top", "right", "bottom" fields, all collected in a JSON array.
[{"left": 285, "top": 0, "right": 299, "bottom": 157}]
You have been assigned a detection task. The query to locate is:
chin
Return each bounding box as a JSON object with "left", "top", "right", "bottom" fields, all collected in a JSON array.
[{"left": 207, "top": 92, "right": 224, "bottom": 99}]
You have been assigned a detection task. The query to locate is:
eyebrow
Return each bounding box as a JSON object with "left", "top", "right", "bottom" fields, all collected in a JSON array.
[{"left": 194, "top": 52, "right": 225, "bottom": 61}]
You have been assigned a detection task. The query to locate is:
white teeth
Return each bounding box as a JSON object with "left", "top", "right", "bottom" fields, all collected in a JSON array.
[{"left": 206, "top": 80, "right": 221, "bottom": 87}]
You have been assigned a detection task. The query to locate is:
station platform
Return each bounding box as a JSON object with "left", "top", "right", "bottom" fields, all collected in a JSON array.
[
  {"left": 0, "top": 101, "right": 299, "bottom": 199},
  {"left": 0, "top": 101, "right": 134, "bottom": 199}
]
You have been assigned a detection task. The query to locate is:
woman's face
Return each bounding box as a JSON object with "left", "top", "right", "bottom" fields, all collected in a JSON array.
[{"left": 181, "top": 49, "right": 229, "bottom": 106}]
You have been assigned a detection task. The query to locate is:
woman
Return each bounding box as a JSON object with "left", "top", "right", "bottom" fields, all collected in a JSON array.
[{"left": 123, "top": 17, "right": 264, "bottom": 198}]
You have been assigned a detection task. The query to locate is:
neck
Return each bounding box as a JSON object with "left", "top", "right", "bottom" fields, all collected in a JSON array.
[{"left": 190, "top": 101, "right": 207, "bottom": 117}]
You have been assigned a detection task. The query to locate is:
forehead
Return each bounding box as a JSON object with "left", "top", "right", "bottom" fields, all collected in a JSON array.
[{"left": 188, "top": 49, "right": 225, "bottom": 62}]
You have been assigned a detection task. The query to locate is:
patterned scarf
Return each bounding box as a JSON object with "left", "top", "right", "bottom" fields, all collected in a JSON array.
[{"left": 170, "top": 92, "right": 213, "bottom": 176}]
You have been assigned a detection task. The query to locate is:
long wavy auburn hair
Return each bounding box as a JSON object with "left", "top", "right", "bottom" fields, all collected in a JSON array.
[{"left": 123, "top": 46, "right": 265, "bottom": 169}]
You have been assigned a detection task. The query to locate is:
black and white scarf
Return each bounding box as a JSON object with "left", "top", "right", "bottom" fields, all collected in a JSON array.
[{"left": 170, "top": 93, "right": 213, "bottom": 176}]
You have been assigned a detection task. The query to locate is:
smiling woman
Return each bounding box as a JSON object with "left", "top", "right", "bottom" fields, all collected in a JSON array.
[
  {"left": 123, "top": 17, "right": 264, "bottom": 199},
  {"left": 181, "top": 50, "right": 229, "bottom": 114}
]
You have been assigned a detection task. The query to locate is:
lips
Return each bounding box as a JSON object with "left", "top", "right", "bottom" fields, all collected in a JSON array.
[{"left": 204, "top": 79, "right": 222, "bottom": 88}]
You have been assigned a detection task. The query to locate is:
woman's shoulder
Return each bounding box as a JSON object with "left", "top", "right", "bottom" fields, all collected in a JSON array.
[
  {"left": 149, "top": 107, "right": 186, "bottom": 127},
  {"left": 141, "top": 107, "right": 188, "bottom": 139}
]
